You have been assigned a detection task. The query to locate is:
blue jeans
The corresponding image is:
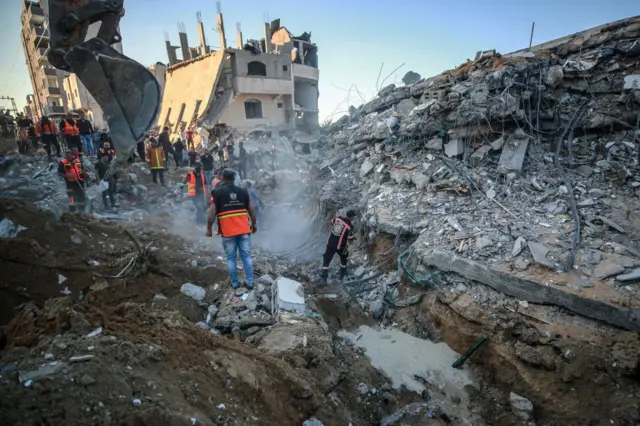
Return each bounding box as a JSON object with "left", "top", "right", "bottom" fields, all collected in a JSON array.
[
  {"left": 80, "top": 135, "right": 93, "bottom": 155},
  {"left": 222, "top": 234, "right": 254, "bottom": 288},
  {"left": 204, "top": 170, "right": 214, "bottom": 187}
]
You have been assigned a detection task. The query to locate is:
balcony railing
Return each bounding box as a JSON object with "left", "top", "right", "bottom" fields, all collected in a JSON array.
[
  {"left": 32, "top": 27, "right": 49, "bottom": 49},
  {"left": 44, "top": 105, "right": 65, "bottom": 116},
  {"left": 47, "top": 86, "right": 61, "bottom": 96},
  {"left": 43, "top": 67, "right": 57, "bottom": 77},
  {"left": 292, "top": 64, "right": 319, "bottom": 81},
  {"left": 23, "top": 3, "right": 45, "bottom": 26}
]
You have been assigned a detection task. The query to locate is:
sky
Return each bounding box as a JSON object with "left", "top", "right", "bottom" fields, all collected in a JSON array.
[{"left": 1, "top": 0, "right": 638, "bottom": 122}]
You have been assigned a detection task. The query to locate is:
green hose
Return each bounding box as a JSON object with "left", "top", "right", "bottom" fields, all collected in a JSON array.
[
  {"left": 398, "top": 252, "right": 438, "bottom": 287},
  {"left": 452, "top": 336, "right": 487, "bottom": 369}
]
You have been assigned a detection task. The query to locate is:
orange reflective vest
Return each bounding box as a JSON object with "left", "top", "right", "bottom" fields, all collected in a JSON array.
[
  {"left": 213, "top": 183, "right": 251, "bottom": 237},
  {"left": 36, "top": 120, "right": 57, "bottom": 136},
  {"left": 61, "top": 119, "right": 79, "bottom": 136},
  {"left": 186, "top": 172, "right": 206, "bottom": 198},
  {"left": 60, "top": 158, "right": 84, "bottom": 183},
  {"left": 100, "top": 147, "right": 115, "bottom": 161},
  {"left": 146, "top": 147, "right": 165, "bottom": 169}
]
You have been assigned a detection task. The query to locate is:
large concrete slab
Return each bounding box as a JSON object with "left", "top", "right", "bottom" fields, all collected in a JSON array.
[
  {"left": 498, "top": 136, "right": 529, "bottom": 174},
  {"left": 420, "top": 250, "right": 640, "bottom": 331}
]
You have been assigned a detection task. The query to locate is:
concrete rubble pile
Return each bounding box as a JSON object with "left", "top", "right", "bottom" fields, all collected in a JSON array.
[{"left": 322, "top": 17, "right": 640, "bottom": 331}]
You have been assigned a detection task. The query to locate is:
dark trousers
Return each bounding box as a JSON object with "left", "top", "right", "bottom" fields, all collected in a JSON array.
[
  {"left": 191, "top": 195, "right": 206, "bottom": 224},
  {"left": 102, "top": 178, "right": 116, "bottom": 208},
  {"left": 175, "top": 151, "right": 183, "bottom": 167},
  {"left": 43, "top": 135, "right": 61, "bottom": 156},
  {"left": 321, "top": 245, "right": 348, "bottom": 280},
  {"left": 151, "top": 169, "right": 165, "bottom": 185},
  {"left": 66, "top": 181, "right": 86, "bottom": 212},
  {"left": 65, "top": 135, "right": 82, "bottom": 154},
  {"left": 137, "top": 148, "right": 145, "bottom": 162},
  {"left": 238, "top": 161, "right": 246, "bottom": 179}
]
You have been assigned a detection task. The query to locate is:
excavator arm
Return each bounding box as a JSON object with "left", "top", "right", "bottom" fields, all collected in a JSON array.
[{"left": 47, "top": 0, "right": 160, "bottom": 158}]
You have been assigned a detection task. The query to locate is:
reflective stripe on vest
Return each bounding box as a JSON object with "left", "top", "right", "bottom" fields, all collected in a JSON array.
[
  {"left": 187, "top": 172, "right": 206, "bottom": 197},
  {"left": 216, "top": 208, "right": 250, "bottom": 237},
  {"left": 62, "top": 159, "right": 83, "bottom": 182}
]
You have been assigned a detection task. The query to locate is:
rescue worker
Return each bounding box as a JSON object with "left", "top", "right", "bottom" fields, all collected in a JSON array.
[
  {"left": 77, "top": 113, "right": 94, "bottom": 156},
  {"left": 238, "top": 141, "right": 247, "bottom": 179},
  {"left": 37, "top": 116, "right": 62, "bottom": 158},
  {"left": 184, "top": 162, "right": 207, "bottom": 225},
  {"left": 158, "top": 126, "right": 174, "bottom": 169},
  {"left": 60, "top": 112, "right": 82, "bottom": 155},
  {"left": 95, "top": 151, "right": 116, "bottom": 209},
  {"left": 206, "top": 169, "right": 258, "bottom": 289},
  {"left": 201, "top": 150, "right": 215, "bottom": 185},
  {"left": 321, "top": 210, "right": 356, "bottom": 284},
  {"left": 173, "top": 138, "right": 185, "bottom": 167},
  {"left": 98, "top": 142, "right": 119, "bottom": 205},
  {"left": 58, "top": 147, "right": 86, "bottom": 212},
  {"left": 146, "top": 138, "right": 166, "bottom": 185}
]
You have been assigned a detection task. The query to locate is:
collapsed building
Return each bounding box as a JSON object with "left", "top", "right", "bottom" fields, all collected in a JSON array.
[{"left": 157, "top": 10, "right": 320, "bottom": 145}]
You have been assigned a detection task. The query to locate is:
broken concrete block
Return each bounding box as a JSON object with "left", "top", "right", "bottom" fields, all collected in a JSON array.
[
  {"left": 470, "top": 145, "right": 491, "bottom": 166},
  {"left": 360, "top": 159, "right": 375, "bottom": 178},
  {"left": 180, "top": 283, "right": 206, "bottom": 301},
  {"left": 616, "top": 268, "right": 640, "bottom": 282},
  {"left": 390, "top": 167, "right": 412, "bottom": 184},
  {"left": 512, "top": 236, "right": 526, "bottom": 257},
  {"left": 425, "top": 137, "right": 443, "bottom": 151},
  {"left": 475, "top": 236, "right": 493, "bottom": 250},
  {"left": 490, "top": 137, "right": 505, "bottom": 151},
  {"left": 274, "top": 277, "right": 305, "bottom": 315},
  {"left": 594, "top": 259, "right": 625, "bottom": 279},
  {"left": 528, "top": 241, "right": 554, "bottom": 268},
  {"left": 623, "top": 75, "right": 640, "bottom": 90},
  {"left": 411, "top": 173, "right": 429, "bottom": 190},
  {"left": 498, "top": 136, "right": 529, "bottom": 174},
  {"left": 395, "top": 98, "right": 417, "bottom": 116},
  {"left": 509, "top": 392, "right": 534, "bottom": 421},
  {"left": 444, "top": 139, "right": 464, "bottom": 157},
  {"left": 545, "top": 65, "right": 564, "bottom": 88}
]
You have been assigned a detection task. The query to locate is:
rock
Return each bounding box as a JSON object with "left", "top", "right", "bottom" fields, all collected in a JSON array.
[
  {"left": 369, "top": 299, "right": 384, "bottom": 319},
  {"left": 79, "top": 374, "right": 96, "bottom": 386},
  {"left": 510, "top": 392, "right": 534, "bottom": 420},
  {"left": 588, "top": 188, "right": 606, "bottom": 198},
  {"left": 512, "top": 236, "right": 526, "bottom": 257},
  {"left": 70, "top": 234, "right": 83, "bottom": 245},
  {"left": 356, "top": 382, "right": 369, "bottom": 395},
  {"left": 444, "top": 139, "right": 464, "bottom": 157},
  {"left": 274, "top": 277, "right": 305, "bottom": 314},
  {"left": 616, "top": 268, "right": 640, "bottom": 282},
  {"left": 302, "top": 418, "right": 324, "bottom": 426},
  {"left": 396, "top": 98, "right": 417, "bottom": 115},
  {"left": 577, "top": 198, "right": 595, "bottom": 207},
  {"left": 196, "top": 321, "right": 210, "bottom": 329},
  {"left": 258, "top": 275, "right": 275, "bottom": 286},
  {"left": 207, "top": 305, "right": 219, "bottom": 317},
  {"left": 360, "top": 159, "right": 375, "bottom": 177},
  {"left": 456, "top": 284, "right": 468, "bottom": 293},
  {"left": 257, "top": 283, "right": 266, "bottom": 293},
  {"left": 180, "top": 283, "right": 206, "bottom": 301},
  {"left": 0, "top": 218, "right": 27, "bottom": 238},
  {"left": 470, "top": 145, "right": 491, "bottom": 166},
  {"left": 486, "top": 188, "right": 496, "bottom": 199},
  {"left": 577, "top": 165, "right": 593, "bottom": 177},
  {"left": 594, "top": 259, "right": 625, "bottom": 279},
  {"left": 411, "top": 173, "right": 429, "bottom": 190},
  {"left": 475, "top": 236, "right": 493, "bottom": 250},
  {"left": 354, "top": 266, "right": 366, "bottom": 277},
  {"left": 190, "top": 260, "right": 198, "bottom": 267},
  {"left": 545, "top": 65, "right": 564, "bottom": 88},
  {"left": 579, "top": 250, "right": 602, "bottom": 265},
  {"left": 528, "top": 241, "right": 554, "bottom": 268},
  {"left": 490, "top": 137, "right": 505, "bottom": 151},
  {"left": 425, "top": 138, "right": 443, "bottom": 151},
  {"left": 514, "top": 258, "right": 529, "bottom": 270}
]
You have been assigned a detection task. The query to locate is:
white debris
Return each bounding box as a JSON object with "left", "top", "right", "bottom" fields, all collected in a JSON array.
[
  {"left": 180, "top": 283, "right": 206, "bottom": 301},
  {"left": 132, "top": 399, "right": 142, "bottom": 406},
  {"left": 217, "top": 403, "right": 226, "bottom": 410},
  {"left": 86, "top": 327, "right": 103, "bottom": 338},
  {"left": 273, "top": 277, "right": 305, "bottom": 315},
  {"left": 58, "top": 274, "right": 67, "bottom": 285},
  {"left": 60, "top": 287, "right": 72, "bottom": 295},
  {"left": 0, "top": 218, "right": 27, "bottom": 238}
]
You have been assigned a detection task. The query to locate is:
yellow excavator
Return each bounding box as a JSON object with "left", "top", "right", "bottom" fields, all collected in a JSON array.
[{"left": 47, "top": 0, "right": 160, "bottom": 161}]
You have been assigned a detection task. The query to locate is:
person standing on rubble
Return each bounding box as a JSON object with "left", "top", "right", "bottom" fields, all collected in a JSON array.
[
  {"left": 206, "top": 169, "right": 257, "bottom": 289},
  {"left": 60, "top": 112, "right": 83, "bottom": 155},
  {"left": 147, "top": 138, "right": 166, "bottom": 185},
  {"left": 173, "top": 138, "right": 185, "bottom": 167},
  {"left": 16, "top": 113, "right": 33, "bottom": 154},
  {"left": 238, "top": 141, "right": 248, "bottom": 179},
  {"left": 159, "top": 126, "right": 175, "bottom": 169},
  {"left": 95, "top": 151, "right": 116, "bottom": 209},
  {"left": 136, "top": 138, "right": 146, "bottom": 162},
  {"left": 201, "top": 150, "right": 215, "bottom": 185},
  {"left": 184, "top": 162, "right": 207, "bottom": 225},
  {"left": 321, "top": 210, "right": 356, "bottom": 284},
  {"left": 77, "top": 113, "right": 94, "bottom": 156},
  {"left": 58, "top": 147, "right": 86, "bottom": 212},
  {"left": 36, "top": 115, "right": 61, "bottom": 158}
]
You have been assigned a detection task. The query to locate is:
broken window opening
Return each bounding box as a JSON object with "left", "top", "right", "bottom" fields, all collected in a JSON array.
[
  {"left": 190, "top": 100, "right": 203, "bottom": 127},
  {"left": 247, "top": 61, "right": 267, "bottom": 77},
  {"left": 277, "top": 103, "right": 283, "bottom": 108},
  {"left": 174, "top": 103, "right": 186, "bottom": 134},
  {"left": 282, "top": 65, "right": 288, "bottom": 72},
  {"left": 244, "top": 99, "right": 263, "bottom": 119}
]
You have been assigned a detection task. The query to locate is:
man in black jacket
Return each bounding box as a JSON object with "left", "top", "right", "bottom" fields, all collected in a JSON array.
[
  {"left": 173, "top": 138, "right": 185, "bottom": 167},
  {"left": 77, "top": 114, "right": 94, "bottom": 156},
  {"left": 158, "top": 126, "right": 175, "bottom": 169}
]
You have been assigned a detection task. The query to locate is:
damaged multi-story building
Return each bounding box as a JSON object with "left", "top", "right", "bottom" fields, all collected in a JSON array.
[{"left": 157, "top": 10, "right": 319, "bottom": 144}]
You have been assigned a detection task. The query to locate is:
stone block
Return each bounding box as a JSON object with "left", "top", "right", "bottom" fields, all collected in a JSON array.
[
  {"left": 470, "top": 145, "right": 491, "bottom": 166},
  {"left": 426, "top": 137, "right": 443, "bottom": 151},
  {"left": 498, "top": 137, "right": 529, "bottom": 174},
  {"left": 444, "top": 139, "right": 464, "bottom": 157}
]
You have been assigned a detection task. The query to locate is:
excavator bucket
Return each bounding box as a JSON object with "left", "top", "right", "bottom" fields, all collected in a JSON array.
[
  {"left": 63, "top": 41, "right": 161, "bottom": 157},
  {"left": 46, "top": 0, "right": 160, "bottom": 158}
]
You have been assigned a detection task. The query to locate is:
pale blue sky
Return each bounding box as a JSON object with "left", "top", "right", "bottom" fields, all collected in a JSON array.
[{"left": 1, "top": 0, "right": 638, "bottom": 121}]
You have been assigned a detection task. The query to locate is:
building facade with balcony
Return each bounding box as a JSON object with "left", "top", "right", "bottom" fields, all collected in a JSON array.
[
  {"left": 20, "top": 0, "right": 123, "bottom": 126},
  {"left": 157, "top": 13, "right": 319, "bottom": 142}
]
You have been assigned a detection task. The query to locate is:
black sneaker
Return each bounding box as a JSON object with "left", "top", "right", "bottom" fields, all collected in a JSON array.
[{"left": 243, "top": 281, "right": 254, "bottom": 290}]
